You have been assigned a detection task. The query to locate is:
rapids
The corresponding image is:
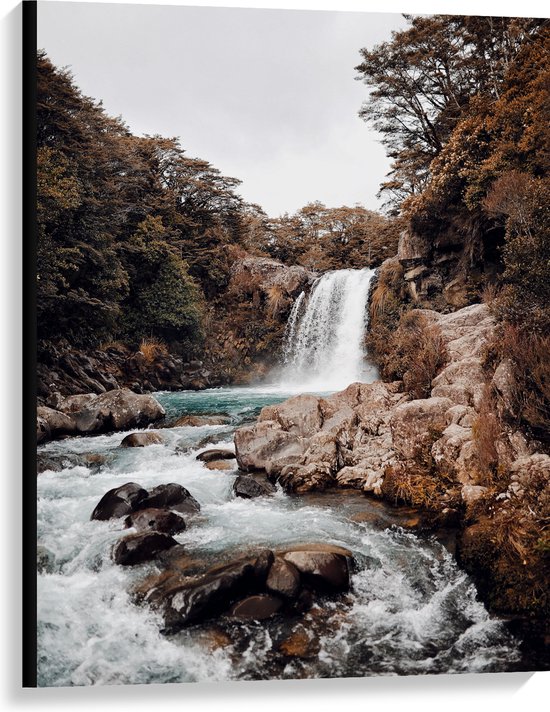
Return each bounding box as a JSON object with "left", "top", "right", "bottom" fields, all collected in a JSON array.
[{"left": 36, "top": 387, "right": 522, "bottom": 686}]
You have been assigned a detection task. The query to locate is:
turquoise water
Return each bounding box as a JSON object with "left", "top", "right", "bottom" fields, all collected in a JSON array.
[
  {"left": 155, "top": 385, "right": 333, "bottom": 423},
  {"left": 36, "top": 386, "right": 522, "bottom": 685}
]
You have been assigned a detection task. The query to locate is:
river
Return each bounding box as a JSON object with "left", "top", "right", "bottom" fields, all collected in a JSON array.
[{"left": 36, "top": 386, "right": 523, "bottom": 686}]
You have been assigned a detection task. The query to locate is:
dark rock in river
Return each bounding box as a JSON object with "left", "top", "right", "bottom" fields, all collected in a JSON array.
[
  {"left": 120, "top": 431, "right": 164, "bottom": 448},
  {"left": 91, "top": 482, "right": 148, "bottom": 521},
  {"left": 125, "top": 508, "right": 187, "bottom": 535},
  {"left": 196, "top": 448, "right": 236, "bottom": 462},
  {"left": 233, "top": 474, "right": 276, "bottom": 499},
  {"left": 112, "top": 531, "right": 178, "bottom": 566},
  {"left": 163, "top": 550, "right": 274, "bottom": 630},
  {"left": 37, "top": 452, "right": 107, "bottom": 474},
  {"left": 37, "top": 545, "right": 55, "bottom": 574},
  {"left": 266, "top": 557, "right": 301, "bottom": 599},
  {"left": 281, "top": 544, "right": 353, "bottom": 592},
  {"left": 228, "top": 593, "right": 284, "bottom": 620},
  {"left": 138, "top": 483, "right": 201, "bottom": 515}
]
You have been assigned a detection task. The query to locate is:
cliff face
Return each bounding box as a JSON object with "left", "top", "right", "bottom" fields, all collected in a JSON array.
[{"left": 397, "top": 217, "right": 505, "bottom": 310}]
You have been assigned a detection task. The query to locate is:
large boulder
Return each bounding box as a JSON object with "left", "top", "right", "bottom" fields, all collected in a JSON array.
[
  {"left": 281, "top": 544, "right": 353, "bottom": 592},
  {"left": 138, "top": 483, "right": 201, "bottom": 515},
  {"left": 125, "top": 508, "right": 187, "bottom": 535},
  {"left": 235, "top": 420, "right": 307, "bottom": 473},
  {"left": 120, "top": 432, "right": 164, "bottom": 447},
  {"left": 390, "top": 397, "right": 452, "bottom": 461},
  {"left": 266, "top": 557, "right": 301, "bottom": 599},
  {"left": 259, "top": 394, "right": 323, "bottom": 437},
  {"left": 233, "top": 474, "right": 276, "bottom": 499},
  {"left": 36, "top": 406, "right": 77, "bottom": 438},
  {"left": 74, "top": 389, "right": 165, "bottom": 434},
  {"left": 277, "top": 462, "right": 334, "bottom": 494},
  {"left": 91, "top": 482, "right": 148, "bottom": 521},
  {"left": 112, "top": 532, "right": 178, "bottom": 566},
  {"left": 163, "top": 550, "right": 274, "bottom": 630}
]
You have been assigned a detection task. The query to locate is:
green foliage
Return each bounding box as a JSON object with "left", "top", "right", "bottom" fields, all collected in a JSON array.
[
  {"left": 121, "top": 238, "right": 204, "bottom": 348},
  {"left": 36, "top": 52, "right": 248, "bottom": 350}
]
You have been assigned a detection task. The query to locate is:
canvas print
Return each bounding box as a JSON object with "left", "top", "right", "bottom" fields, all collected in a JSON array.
[{"left": 29, "top": 0, "right": 550, "bottom": 686}]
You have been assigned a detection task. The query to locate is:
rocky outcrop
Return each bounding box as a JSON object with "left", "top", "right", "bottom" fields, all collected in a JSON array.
[
  {"left": 135, "top": 543, "right": 354, "bottom": 632},
  {"left": 36, "top": 388, "right": 165, "bottom": 443},
  {"left": 229, "top": 257, "right": 314, "bottom": 301},
  {"left": 397, "top": 218, "right": 503, "bottom": 310},
  {"left": 37, "top": 341, "right": 223, "bottom": 402},
  {"left": 234, "top": 304, "right": 507, "bottom": 505}
]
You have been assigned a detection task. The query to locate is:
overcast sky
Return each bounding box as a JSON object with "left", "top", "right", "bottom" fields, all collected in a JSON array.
[{"left": 37, "top": 2, "right": 407, "bottom": 217}]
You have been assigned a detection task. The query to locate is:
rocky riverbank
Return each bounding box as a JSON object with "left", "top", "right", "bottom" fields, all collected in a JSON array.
[{"left": 233, "top": 302, "right": 550, "bottom": 637}]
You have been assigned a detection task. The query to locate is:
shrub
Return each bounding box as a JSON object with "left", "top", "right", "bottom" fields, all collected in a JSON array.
[{"left": 376, "top": 311, "right": 448, "bottom": 398}]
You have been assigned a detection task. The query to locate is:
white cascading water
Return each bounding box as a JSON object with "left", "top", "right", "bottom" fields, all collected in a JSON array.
[{"left": 280, "top": 268, "right": 378, "bottom": 391}]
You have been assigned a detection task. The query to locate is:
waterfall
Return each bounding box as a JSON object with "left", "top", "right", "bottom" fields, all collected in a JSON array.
[{"left": 279, "top": 268, "right": 378, "bottom": 391}]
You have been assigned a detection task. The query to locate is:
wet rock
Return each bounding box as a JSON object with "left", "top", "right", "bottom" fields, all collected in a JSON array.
[
  {"left": 37, "top": 452, "right": 107, "bottom": 474},
  {"left": 91, "top": 482, "right": 148, "bottom": 521},
  {"left": 196, "top": 448, "right": 236, "bottom": 462},
  {"left": 125, "top": 508, "right": 187, "bottom": 535},
  {"left": 228, "top": 594, "right": 283, "bottom": 620},
  {"left": 163, "top": 550, "right": 274, "bottom": 629},
  {"left": 74, "top": 389, "right": 165, "bottom": 434},
  {"left": 138, "top": 483, "right": 201, "bottom": 515},
  {"left": 205, "top": 460, "right": 234, "bottom": 471},
  {"left": 112, "top": 531, "right": 178, "bottom": 566},
  {"left": 266, "top": 557, "right": 301, "bottom": 599},
  {"left": 37, "top": 545, "right": 55, "bottom": 574},
  {"left": 172, "top": 414, "right": 230, "bottom": 427},
  {"left": 281, "top": 544, "right": 353, "bottom": 592},
  {"left": 233, "top": 474, "right": 276, "bottom": 498},
  {"left": 278, "top": 624, "right": 320, "bottom": 659},
  {"left": 120, "top": 432, "right": 164, "bottom": 447}
]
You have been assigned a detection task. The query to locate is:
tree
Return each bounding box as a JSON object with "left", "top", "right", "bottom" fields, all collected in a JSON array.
[{"left": 355, "top": 15, "right": 545, "bottom": 211}]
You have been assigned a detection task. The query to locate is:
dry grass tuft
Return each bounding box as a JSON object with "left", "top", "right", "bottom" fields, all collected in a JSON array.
[
  {"left": 265, "top": 285, "right": 286, "bottom": 319},
  {"left": 472, "top": 384, "right": 502, "bottom": 484},
  {"left": 139, "top": 337, "right": 168, "bottom": 364},
  {"left": 393, "top": 312, "right": 448, "bottom": 399},
  {"left": 498, "top": 325, "right": 550, "bottom": 442}
]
